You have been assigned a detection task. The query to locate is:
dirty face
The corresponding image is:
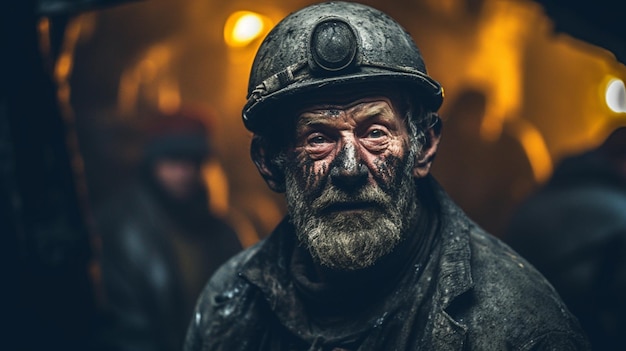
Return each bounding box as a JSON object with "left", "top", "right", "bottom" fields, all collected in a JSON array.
[{"left": 284, "top": 96, "right": 421, "bottom": 271}]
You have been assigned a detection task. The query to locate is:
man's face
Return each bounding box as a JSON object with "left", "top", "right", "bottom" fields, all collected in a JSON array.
[
  {"left": 284, "top": 95, "right": 422, "bottom": 271},
  {"left": 154, "top": 158, "right": 203, "bottom": 202}
]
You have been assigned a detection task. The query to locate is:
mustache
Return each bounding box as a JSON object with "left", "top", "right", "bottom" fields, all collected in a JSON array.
[{"left": 311, "top": 184, "right": 391, "bottom": 214}]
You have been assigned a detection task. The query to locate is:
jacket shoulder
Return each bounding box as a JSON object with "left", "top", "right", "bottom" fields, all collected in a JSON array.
[
  {"left": 207, "top": 241, "right": 260, "bottom": 294},
  {"left": 462, "top": 226, "right": 589, "bottom": 349},
  {"left": 184, "top": 241, "right": 264, "bottom": 351}
]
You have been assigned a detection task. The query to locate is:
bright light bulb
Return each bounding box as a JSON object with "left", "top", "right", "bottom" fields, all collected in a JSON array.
[
  {"left": 224, "top": 11, "right": 266, "bottom": 48},
  {"left": 605, "top": 78, "right": 626, "bottom": 113}
]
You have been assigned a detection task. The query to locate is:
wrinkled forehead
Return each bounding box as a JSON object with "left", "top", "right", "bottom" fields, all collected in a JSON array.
[
  {"left": 291, "top": 85, "right": 412, "bottom": 118},
  {"left": 296, "top": 96, "right": 396, "bottom": 119}
]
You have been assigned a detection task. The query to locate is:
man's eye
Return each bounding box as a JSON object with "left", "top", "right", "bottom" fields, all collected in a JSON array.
[
  {"left": 309, "top": 135, "right": 328, "bottom": 144},
  {"left": 368, "top": 129, "right": 385, "bottom": 138}
]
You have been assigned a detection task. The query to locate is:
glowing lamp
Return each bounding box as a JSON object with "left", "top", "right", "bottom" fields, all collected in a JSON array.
[
  {"left": 605, "top": 78, "right": 626, "bottom": 113},
  {"left": 224, "top": 11, "right": 267, "bottom": 48}
]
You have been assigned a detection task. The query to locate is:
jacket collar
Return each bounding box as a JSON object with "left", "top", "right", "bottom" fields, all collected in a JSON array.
[
  {"left": 427, "top": 177, "right": 474, "bottom": 349},
  {"left": 430, "top": 177, "right": 474, "bottom": 308}
]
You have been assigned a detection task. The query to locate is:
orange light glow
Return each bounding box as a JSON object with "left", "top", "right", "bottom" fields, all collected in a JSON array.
[
  {"left": 507, "top": 119, "right": 553, "bottom": 183},
  {"left": 224, "top": 11, "right": 269, "bottom": 48},
  {"left": 117, "top": 69, "right": 140, "bottom": 116},
  {"left": 37, "top": 17, "right": 51, "bottom": 64},
  {"left": 203, "top": 159, "right": 230, "bottom": 217},
  {"left": 157, "top": 79, "right": 181, "bottom": 114},
  {"left": 55, "top": 53, "right": 73, "bottom": 82},
  {"left": 117, "top": 45, "right": 179, "bottom": 117},
  {"left": 466, "top": 1, "right": 539, "bottom": 141}
]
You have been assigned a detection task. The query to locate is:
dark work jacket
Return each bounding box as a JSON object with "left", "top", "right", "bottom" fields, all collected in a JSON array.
[
  {"left": 184, "top": 178, "right": 589, "bottom": 350},
  {"left": 95, "top": 183, "right": 243, "bottom": 351}
]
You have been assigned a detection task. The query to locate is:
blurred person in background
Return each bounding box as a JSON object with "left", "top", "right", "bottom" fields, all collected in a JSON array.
[
  {"left": 433, "top": 88, "right": 535, "bottom": 238},
  {"left": 93, "top": 109, "right": 243, "bottom": 351},
  {"left": 503, "top": 0, "right": 626, "bottom": 349},
  {"left": 504, "top": 126, "right": 626, "bottom": 350}
]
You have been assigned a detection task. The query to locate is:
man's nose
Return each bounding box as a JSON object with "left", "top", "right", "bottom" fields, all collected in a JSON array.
[{"left": 330, "top": 142, "right": 368, "bottom": 190}]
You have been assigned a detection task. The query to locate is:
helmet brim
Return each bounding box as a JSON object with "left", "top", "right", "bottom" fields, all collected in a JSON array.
[{"left": 242, "top": 68, "right": 443, "bottom": 134}]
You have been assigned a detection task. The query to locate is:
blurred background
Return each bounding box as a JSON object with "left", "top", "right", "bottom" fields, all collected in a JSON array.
[
  {"left": 4, "top": 0, "right": 625, "bottom": 350},
  {"left": 60, "top": 0, "right": 625, "bottom": 240}
]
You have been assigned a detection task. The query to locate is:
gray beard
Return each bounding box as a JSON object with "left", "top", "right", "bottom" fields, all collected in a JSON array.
[{"left": 285, "top": 153, "right": 419, "bottom": 271}]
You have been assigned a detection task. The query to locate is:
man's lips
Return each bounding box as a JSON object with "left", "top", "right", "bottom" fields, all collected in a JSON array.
[{"left": 320, "top": 201, "right": 381, "bottom": 214}]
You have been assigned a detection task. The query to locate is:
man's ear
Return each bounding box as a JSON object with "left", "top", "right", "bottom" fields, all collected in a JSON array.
[
  {"left": 250, "top": 136, "right": 286, "bottom": 193},
  {"left": 412, "top": 116, "right": 442, "bottom": 178}
]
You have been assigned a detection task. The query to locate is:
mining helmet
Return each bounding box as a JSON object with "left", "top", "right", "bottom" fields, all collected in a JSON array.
[{"left": 242, "top": 1, "right": 443, "bottom": 134}]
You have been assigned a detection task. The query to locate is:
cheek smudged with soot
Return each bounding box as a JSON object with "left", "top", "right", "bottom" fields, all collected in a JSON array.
[
  {"left": 373, "top": 155, "right": 405, "bottom": 193},
  {"left": 293, "top": 152, "right": 325, "bottom": 192}
]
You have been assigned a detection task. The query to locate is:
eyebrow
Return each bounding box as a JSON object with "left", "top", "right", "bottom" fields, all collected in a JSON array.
[
  {"left": 350, "top": 103, "right": 390, "bottom": 122},
  {"left": 297, "top": 102, "right": 394, "bottom": 128}
]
